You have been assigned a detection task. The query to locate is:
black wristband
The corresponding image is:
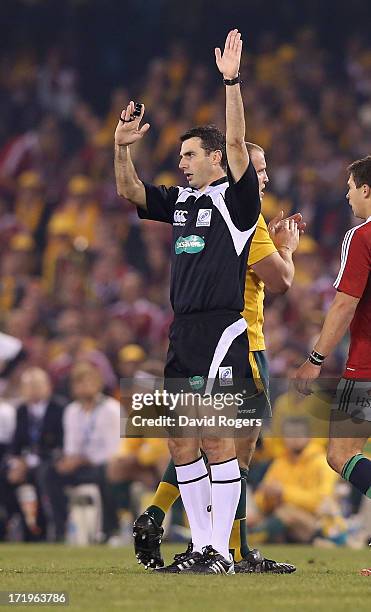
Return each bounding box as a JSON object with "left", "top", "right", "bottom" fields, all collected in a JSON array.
[
  {"left": 311, "top": 349, "right": 325, "bottom": 361},
  {"left": 223, "top": 73, "right": 241, "bottom": 86},
  {"left": 308, "top": 355, "right": 322, "bottom": 366},
  {"left": 309, "top": 349, "right": 325, "bottom": 366}
]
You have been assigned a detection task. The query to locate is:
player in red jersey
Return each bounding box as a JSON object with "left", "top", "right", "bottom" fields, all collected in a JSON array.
[{"left": 294, "top": 155, "right": 371, "bottom": 502}]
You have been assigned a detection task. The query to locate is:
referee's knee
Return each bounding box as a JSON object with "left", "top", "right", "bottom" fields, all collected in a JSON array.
[
  {"left": 168, "top": 438, "right": 199, "bottom": 465},
  {"left": 201, "top": 437, "right": 236, "bottom": 463}
]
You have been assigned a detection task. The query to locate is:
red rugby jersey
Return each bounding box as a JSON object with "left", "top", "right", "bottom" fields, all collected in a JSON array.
[{"left": 333, "top": 217, "right": 371, "bottom": 379}]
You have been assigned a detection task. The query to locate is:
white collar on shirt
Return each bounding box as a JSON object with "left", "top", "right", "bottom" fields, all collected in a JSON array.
[{"left": 28, "top": 401, "right": 48, "bottom": 420}]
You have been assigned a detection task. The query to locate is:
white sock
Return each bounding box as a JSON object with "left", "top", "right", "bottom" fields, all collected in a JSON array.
[
  {"left": 210, "top": 457, "right": 241, "bottom": 560},
  {"left": 175, "top": 456, "right": 212, "bottom": 553}
]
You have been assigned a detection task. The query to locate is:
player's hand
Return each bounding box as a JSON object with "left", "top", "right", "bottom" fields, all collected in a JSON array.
[
  {"left": 215, "top": 29, "right": 243, "bottom": 79},
  {"left": 115, "top": 101, "right": 150, "bottom": 146},
  {"left": 268, "top": 216, "right": 300, "bottom": 253},
  {"left": 293, "top": 360, "right": 322, "bottom": 395},
  {"left": 268, "top": 211, "right": 306, "bottom": 236}
]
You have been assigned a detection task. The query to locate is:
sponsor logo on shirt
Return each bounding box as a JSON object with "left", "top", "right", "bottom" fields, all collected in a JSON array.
[
  {"left": 196, "top": 208, "right": 212, "bottom": 227},
  {"left": 355, "top": 395, "right": 371, "bottom": 409},
  {"left": 173, "top": 210, "right": 188, "bottom": 226},
  {"left": 175, "top": 235, "right": 205, "bottom": 254},
  {"left": 189, "top": 375, "right": 205, "bottom": 391},
  {"left": 218, "top": 366, "right": 233, "bottom": 386}
]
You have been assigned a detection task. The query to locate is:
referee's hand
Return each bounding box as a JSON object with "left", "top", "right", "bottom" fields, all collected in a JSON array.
[
  {"left": 115, "top": 101, "right": 150, "bottom": 146},
  {"left": 215, "top": 29, "right": 242, "bottom": 79}
]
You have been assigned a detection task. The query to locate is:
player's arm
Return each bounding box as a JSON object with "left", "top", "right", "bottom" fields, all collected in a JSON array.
[
  {"left": 253, "top": 251, "right": 294, "bottom": 294},
  {"left": 215, "top": 29, "right": 249, "bottom": 182},
  {"left": 313, "top": 291, "right": 359, "bottom": 357},
  {"left": 114, "top": 101, "right": 150, "bottom": 209},
  {"left": 294, "top": 228, "right": 368, "bottom": 395},
  {"left": 294, "top": 291, "right": 359, "bottom": 395},
  {"left": 253, "top": 214, "right": 302, "bottom": 293}
]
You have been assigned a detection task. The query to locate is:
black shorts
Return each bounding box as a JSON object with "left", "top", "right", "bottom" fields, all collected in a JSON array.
[{"left": 165, "top": 310, "right": 256, "bottom": 396}]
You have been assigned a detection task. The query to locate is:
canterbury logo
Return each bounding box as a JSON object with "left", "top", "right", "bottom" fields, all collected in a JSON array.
[{"left": 174, "top": 210, "right": 188, "bottom": 225}]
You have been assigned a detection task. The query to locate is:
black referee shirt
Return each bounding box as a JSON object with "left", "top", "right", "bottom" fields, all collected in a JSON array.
[{"left": 138, "top": 160, "right": 260, "bottom": 314}]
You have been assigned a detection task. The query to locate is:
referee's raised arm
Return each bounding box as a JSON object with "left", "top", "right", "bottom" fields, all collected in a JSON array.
[
  {"left": 215, "top": 29, "right": 249, "bottom": 182},
  {"left": 114, "top": 101, "right": 150, "bottom": 209}
]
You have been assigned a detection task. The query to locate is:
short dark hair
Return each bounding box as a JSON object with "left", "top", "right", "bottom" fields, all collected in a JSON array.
[
  {"left": 180, "top": 125, "right": 227, "bottom": 170},
  {"left": 348, "top": 155, "right": 371, "bottom": 188}
]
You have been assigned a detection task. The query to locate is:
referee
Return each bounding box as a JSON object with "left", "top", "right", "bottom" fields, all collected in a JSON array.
[{"left": 115, "top": 30, "right": 260, "bottom": 575}]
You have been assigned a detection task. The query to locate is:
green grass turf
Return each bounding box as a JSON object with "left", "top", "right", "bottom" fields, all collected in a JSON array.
[{"left": 0, "top": 544, "right": 369, "bottom": 612}]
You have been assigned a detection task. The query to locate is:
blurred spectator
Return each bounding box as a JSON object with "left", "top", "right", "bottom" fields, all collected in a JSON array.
[
  {"left": 42, "top": 361, "right": 120, "bottom": 541},
  {"left": 48, "top": 175, "right": 99, "bottom": 250},
  {"left": 116, "top": 344, "right": 147, "bottom": 392},
  {"left": 14, "top": 171, "right": 50, "bottom": 250},
  {"left": 251, "top": 418, "right": 340, "bottom": 545},
  {"left": 37, "top": 47, "right": 78, "bottom": 119},
  {"left": 0, "top": 398, "right": 16, "bottom": 539},
  {"left": 0, "top": 115, "right": 65, "bottom": 201},
  {"left": 108, "top": 438, "right": 168, "bottom": 488},
  {"left": 5, "top": 367, "right": 64, "bottom": 540},
  {"left": 48, "top": 309, "right": 117, "bottom": 398},
  {"left": 109, "top": 271, "right": 166, "bottom": 344}
]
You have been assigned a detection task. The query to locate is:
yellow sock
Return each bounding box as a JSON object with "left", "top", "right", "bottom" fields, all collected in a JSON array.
[
  {"left": 229, "top": 519, "right": 243, "bottom": 562},
  {"left": 150, "top": 482, "right": 180, "bottom": 514}
]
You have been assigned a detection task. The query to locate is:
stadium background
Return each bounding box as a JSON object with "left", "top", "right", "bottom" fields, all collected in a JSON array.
[{"left": 0, "top": 0, "right": 370, "bottom": 561}]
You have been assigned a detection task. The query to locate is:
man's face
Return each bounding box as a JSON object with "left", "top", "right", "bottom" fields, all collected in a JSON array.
[
  {"left": 282, "top": 420, "right": 310, "bottom": 455},
  {"left": 250, "top": 150, "right": 269, "bottom": 201},
  {"left": 179, "top": 137, "right": 221, "bottom": 190},
  {"left": 346, "top": 174, "right": 370, "bottom": 219},
  {"left": 21, "top": 373, "right": 51, "bottom": 404},
  {"left": 71, "top": 364, "right": 104, "bottom": 402},
  {"left": 284, "top": 435, "right": 309, "bottom": 454},
  {"left": 72, "top": 372, "right": 102, "bottom": 401}
]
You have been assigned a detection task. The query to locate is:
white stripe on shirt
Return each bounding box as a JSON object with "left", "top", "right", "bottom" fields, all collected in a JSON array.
[{"left": 333, "top": 218, "right": 371, "bottom": 289}]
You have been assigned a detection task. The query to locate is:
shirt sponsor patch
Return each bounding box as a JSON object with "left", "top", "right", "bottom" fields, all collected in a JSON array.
[
  {"left": 189, "top": 375, "right": 205, "bottom": 391},
  {"left": 196, "top": 208, "right": 212, "bottom": 227},
  {"left": 218, "top": 366, "right": 233, "bottom": 386},
  {"left": 175, "top": 235, "right": 205, "bottom": 254}
]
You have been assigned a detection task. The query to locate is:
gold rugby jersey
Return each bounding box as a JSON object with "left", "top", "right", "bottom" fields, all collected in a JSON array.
[{"left": 243, "top": 214, "right": 277, "bottom": 351}]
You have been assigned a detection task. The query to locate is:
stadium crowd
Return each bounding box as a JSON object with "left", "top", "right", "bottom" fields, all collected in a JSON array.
[{"left": 0, "top": 28, "right": 371, "bottom": 545}]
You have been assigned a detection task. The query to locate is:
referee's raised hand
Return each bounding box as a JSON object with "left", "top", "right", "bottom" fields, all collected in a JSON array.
[
  {"left": 215, "top": 29, "right": 242, "bottom": 78},
  {"left": 115, "top": 100, "right": 150, "bottom": 146}
]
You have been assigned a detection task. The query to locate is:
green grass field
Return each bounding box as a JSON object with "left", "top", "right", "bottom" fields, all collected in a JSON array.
[{"left": 0, "top": 544, "right": 369, "bottom": 612}]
